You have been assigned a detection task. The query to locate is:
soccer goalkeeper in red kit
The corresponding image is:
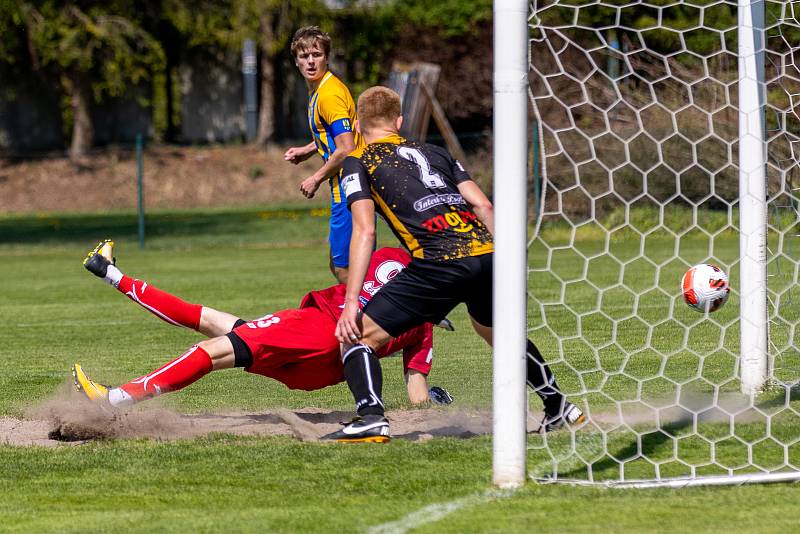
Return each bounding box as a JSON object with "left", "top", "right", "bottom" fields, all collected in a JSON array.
[{"left": 73, "top": 240, "right": 453, "bottom": 414}]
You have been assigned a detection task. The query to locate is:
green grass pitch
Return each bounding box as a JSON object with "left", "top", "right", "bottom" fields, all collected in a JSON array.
[{"left": 1, "top": 206, "right": 799, "bottom": 533}]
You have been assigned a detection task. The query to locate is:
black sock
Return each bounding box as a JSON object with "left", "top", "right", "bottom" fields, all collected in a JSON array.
[
  {"left": 527, "top": 339, "right": 565, "bottom": 415},
  {"left": 342, "top": 344, "right": 384, "bottom": 417}
]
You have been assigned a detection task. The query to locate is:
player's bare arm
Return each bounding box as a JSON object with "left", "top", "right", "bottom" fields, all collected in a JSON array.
[
  {"left": 335, "top": 197, "right": 376, "bottom": 343},
  {"left": 299, "top": 131, "right": 356, "bottom": 198},
  {"left": 405, "top": 369, "right": 430, "bottom": 404},
  {"left": 457, "top": 180, "right": 494, "bottom": 236},
  {"left": 284, "top": 141, "right": 317, "bottom": 165}
]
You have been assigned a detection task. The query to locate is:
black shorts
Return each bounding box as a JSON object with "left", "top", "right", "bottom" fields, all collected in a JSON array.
[{"left": 363, "top": 252, "right": 492, "bottom": 337}]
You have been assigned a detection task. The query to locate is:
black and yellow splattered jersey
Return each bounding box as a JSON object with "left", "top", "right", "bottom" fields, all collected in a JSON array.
[{"left": 341, "top": 134, "right": 493, "bottom": 261}]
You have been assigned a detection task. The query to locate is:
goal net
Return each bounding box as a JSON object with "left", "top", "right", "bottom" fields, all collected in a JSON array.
[{"left": 525, "top": 0, "right": 800, "bottom": 487}]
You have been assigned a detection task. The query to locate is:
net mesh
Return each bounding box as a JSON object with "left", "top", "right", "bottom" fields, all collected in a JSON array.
[{"left": 526, "top": 0, "right": 800, "bottom": 484}]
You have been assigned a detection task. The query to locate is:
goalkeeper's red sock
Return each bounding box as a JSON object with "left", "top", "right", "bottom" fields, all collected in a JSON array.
[
  {"left": 117, "top": 275, "right": 202, "bottom": 330},
  {"left": 109, "top": 345, "right": 213, "bottom": 406}
]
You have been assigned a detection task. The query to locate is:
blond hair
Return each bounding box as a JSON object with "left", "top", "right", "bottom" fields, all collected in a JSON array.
[
  {"left": 290, "top": 26, "right": 331, "bottom": 58},
  {"left": 357, "top": 86, "right": 402, "bottom": 130}
]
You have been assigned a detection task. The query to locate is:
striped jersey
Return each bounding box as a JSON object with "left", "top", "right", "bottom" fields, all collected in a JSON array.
[
  {"left": 307, "top": 71, "right": 364, "bottom": 203},
  {"left": 341, "top": 134, "right": 493, "bottom": 261}
]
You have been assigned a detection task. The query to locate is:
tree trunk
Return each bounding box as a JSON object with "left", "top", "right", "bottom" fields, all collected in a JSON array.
[
  {"left": 163, "top": 33, "right": 180, "bottom": 143},
  {"left": 69, "top": 73, "right": 93, "bottom": 160},
  {"left": 256, "top": 13, "right": 276, "bottom": 146}
]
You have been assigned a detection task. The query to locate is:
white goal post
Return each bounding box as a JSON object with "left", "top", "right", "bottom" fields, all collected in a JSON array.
[
  {"left": 738, "top": 0, "right": 769, "bottom": 395},
  {"left": 494, "top": 0, "right": 800, "bottom": 487},
  {"left": 493, "top": 0, "right": 530, "bottom": 488}
]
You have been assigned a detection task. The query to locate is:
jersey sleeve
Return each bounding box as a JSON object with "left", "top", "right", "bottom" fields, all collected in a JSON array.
[
  {"left": 341, "top": 156, "right": 373, "bottom": 207},
  {"left": 427, "top": 143, "right": 472, "bottom": 185},
  {"left": 450, "top": 157, "right": 472, "bottom": 184},
  {"left": 317, "top": 91, "right": 354, "bottom": 139}
]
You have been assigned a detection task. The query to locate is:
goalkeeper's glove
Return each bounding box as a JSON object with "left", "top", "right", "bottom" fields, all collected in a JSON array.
[
  {"left": 428, "top": 386, "right": 454, "bottom": 405},
  {"left": 434, "top": 318, "right": 455, "bottom": 331}
]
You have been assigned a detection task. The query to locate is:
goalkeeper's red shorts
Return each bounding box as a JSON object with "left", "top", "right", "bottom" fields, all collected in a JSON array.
[{"left": 232, "top": 307, "right": 345, "bottom": 391}]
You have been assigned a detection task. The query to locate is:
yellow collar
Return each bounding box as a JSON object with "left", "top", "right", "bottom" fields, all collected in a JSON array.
[
  {"left": 312, "top": 71, "right": 333, "bottom": 94},
  {"left": 371, "top": 133, "right": 405, "bottom": 145}
]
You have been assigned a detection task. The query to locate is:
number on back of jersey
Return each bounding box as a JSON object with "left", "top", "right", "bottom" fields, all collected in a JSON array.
[{"left": 397, "top": 146, "right": 446, "bottom": 189}]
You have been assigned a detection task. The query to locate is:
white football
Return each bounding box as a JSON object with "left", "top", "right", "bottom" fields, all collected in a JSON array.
[{"left": 681, "top": 263, "right": 730, "bottom": 313}]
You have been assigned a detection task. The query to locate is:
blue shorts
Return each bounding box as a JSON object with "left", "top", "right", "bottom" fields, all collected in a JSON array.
[{"left": 329, "top": 176, "right": 352, "bottom": 268}]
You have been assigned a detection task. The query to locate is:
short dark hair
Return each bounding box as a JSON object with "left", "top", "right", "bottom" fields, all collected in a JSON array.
[
  {"left": 290, "top": 26, "right": 331, "bottom": 58},
  {"left": 357, "top": 86, "right": 402, "bottom": 129}
]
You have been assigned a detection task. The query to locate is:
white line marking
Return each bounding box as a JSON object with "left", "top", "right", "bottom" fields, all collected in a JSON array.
[{"left": 368, "top": 489, "right": 515, "bottom": 534}]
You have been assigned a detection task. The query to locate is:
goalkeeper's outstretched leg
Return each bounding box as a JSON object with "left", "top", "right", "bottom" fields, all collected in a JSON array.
[
  {"left": 73, "top": 336, "right": 232, "bottom": 408},
  {"left": 83, "top": 239, "right": 240, "bottom": 337}
]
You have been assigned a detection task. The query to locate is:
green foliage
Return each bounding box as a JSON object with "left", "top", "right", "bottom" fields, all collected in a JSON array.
[
  {"left": 540, "top": 1, "right": 736, "bottom": 56},
  {"left": 329, "top": 5, "right": 397, "bottom": 92},
  {"left": 22, "top": 2, "right": 165, "bottom": 102},
  {"left": 163, "top": 0, "right": 242, "bottom": 51},
  {"left": 162, "top": 0, "right": 327, "bottom": 54},
  {"left": 391, "top": 0, "right": 492, "bottom": 37},
  {"left": 0, "top": 1, "right": 27, "bottom": 101},
  {"left": 0, "top": 0, "right": 494, "bottom": 151},
  {"left": 0, "top": 0, "right": 25, "bottom": 65}
]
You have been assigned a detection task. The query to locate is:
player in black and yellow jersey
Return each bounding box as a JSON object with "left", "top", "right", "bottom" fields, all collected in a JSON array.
[{"left": 322, "top": 86, "right": 585, "bottom": 442}]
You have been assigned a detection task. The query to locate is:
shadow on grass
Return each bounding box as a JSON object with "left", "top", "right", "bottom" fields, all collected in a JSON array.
[
  {"left": 558, "top": 385, "right": 800, "bottom": 481},
  {"left": 0, "top": 205, "right": 329, "bottom": 246},
  {"left": 559, "top": 419, "right": 694, "bottom": 481}
]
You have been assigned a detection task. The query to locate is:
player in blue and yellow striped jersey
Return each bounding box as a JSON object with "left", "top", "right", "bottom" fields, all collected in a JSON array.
[{"left": 284, "top": 26, "right": 365, "bottom": 284}]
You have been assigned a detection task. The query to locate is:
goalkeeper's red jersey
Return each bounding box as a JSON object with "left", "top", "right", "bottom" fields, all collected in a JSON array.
[
  {"left": 299, "top": 246, "right": 411, "bottom": 319},
  {"left": 237, "top": 247, "right": 433, "bottom": 390}
]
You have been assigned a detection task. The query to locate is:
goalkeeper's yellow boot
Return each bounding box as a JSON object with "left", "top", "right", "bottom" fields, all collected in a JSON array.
[
  {"left": 83, "top": 239, "right": 115, "bottom": 278},
  {"left": 72, "top": 363, "right": 110, "bottom": 404}
]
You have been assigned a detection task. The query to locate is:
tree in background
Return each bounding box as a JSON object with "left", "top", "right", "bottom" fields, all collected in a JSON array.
[
  {"left": 164, "top": 0, "right": 327, "bottom": 146},
  {"left": 232, "top": 0, "right": 326, "bottom": 146},
  {"left": 19, "top": 1, "right": 164, "bottom": 159},
  {"left": 137, "top": 0, "right": 183, "bottom": 143},
  {"left": 0, "top": 1, "right": 25, "bottom": 70},
  {"left": 0, "top": 0, "right": 498, "bottom": 155},
  {"left": 380, "top": 0, "right": 493, "bottom": 132}
]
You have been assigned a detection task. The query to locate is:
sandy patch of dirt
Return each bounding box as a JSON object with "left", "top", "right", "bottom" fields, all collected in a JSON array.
[
  {"left": 6, "top": 390, "right": 766, "bottom": 448},
  {"left": 2, "top": 385, "right": 773, "bottom": 448},
  {"left": 0, "top": 144, "right": 492, "bottom": 215},
  {"left": 0, "top": 145, "right": 319, "bottom": 214},
  {"left": 0, "top": 387, "right": 498, "bottom": 447}
]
